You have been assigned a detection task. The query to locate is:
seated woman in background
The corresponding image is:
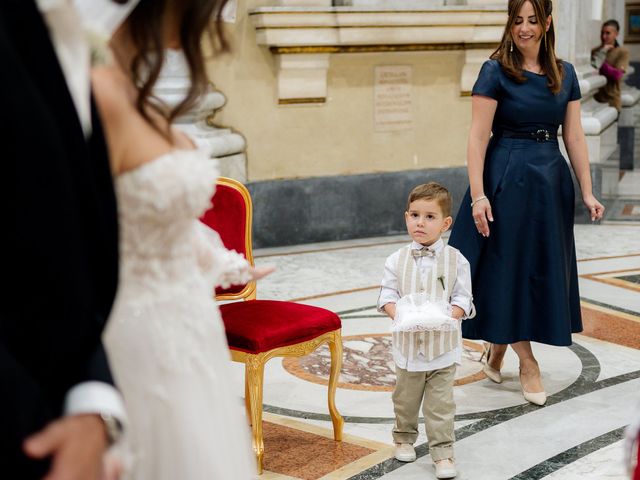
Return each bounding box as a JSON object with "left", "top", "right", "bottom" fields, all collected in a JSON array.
[{"left": 591, "top": 19, "right": 629, "bottom": 112}]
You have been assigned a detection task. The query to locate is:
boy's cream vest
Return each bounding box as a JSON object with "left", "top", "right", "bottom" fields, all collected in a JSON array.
[{"left": 393, "top": 245, "right": 461, "bottom": 363}]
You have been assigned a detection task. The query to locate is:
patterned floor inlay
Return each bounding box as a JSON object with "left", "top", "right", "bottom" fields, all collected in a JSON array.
[
  {"left": 580, "top": 302, "right": 640, "bottom": 349},
  {"left": 283, "top": 335, "right": 486, "bottom": 391},
  {"left": 581, "top": 268, "right": 640, "bottom": 293},
  {"left": 605, "top": 198, "right": 640, "bottom": 223},
  {"left": 619, "top": 273, "right": 640, "bottom": 285},
  {"left": 252, "top": 228, "right": 640, "bottom": 479},
  {"left": 262, "top": 418, "right": 389, "bottom": 480},
  {"left": 622, "top": 204, "right": 640, "bottom": 216},
  {"left": 508, "top": 426, "right": 626, "bottom": 480}
]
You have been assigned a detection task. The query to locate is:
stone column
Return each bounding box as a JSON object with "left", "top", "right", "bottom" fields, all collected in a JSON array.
[
  {"left": 555, "top": 0, "right": 619, "bottom": 218},
  {"left": 620, "top": 67, "right": 640, "bottom": 170},
  {"left": 614, "top": 0, "right": 640, "bottom": 171},
  {"left": 602, "top": 0, "right": 625, "bottom": 38},
  {"left": 154, "top": 50, "right": 248, "bottom": 182}
]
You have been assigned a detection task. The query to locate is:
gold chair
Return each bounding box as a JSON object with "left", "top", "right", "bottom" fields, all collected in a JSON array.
[{"left": 201, "top": 177, "right": 344, "bottom": 474}]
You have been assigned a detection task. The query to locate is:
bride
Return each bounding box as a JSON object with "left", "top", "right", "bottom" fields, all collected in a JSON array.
[{"left": 91, "top": 0, "right": 270, "bottom": 478}]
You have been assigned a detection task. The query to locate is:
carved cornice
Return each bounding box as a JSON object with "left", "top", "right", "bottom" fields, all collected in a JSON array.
[
  {"left": 250, "top": 5, "right": 506, "bottom": 48},
  {"left": 270, "top": 42, "right": 498, "bottom": 54},
  {"left": 250, "top": 5, "right": 506, "bottom": 103}
]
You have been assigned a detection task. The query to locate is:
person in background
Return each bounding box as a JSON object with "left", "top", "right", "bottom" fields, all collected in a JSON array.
[
  {"left": 448, "top": 0, "right": 605, "bottom": 407},
  {"left": 591, "top": 19, "right": 630, "bottom": 112}
]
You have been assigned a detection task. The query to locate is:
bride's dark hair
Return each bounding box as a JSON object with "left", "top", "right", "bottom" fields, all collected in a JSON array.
[{"left": 124, "top": 0, "right": 229, "bottom": 137}]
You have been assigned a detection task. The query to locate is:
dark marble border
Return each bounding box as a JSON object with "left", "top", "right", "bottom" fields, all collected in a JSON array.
[
  {"left": 581, "top": 297, "right": 640, "bottom": 317},
  {"left": 263, "top": 342, "right": 603, "bottom": 426},
  {"left": 621, "top": 274, "right": 640, "bottom": 285},
  {"left": 508, "top": 426, "right": 626, "bottom": 480}
]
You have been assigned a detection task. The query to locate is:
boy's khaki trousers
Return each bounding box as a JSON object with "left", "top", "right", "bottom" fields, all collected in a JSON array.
[{"left": 392, "top": 363, "right": 456, "bottom": 461}]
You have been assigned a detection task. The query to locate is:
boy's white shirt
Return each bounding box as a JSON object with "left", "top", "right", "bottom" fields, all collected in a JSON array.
[{"left": 378, "top": 238, "right": 473, "bottom": 372}]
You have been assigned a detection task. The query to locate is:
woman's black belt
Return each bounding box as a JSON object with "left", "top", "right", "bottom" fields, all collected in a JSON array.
[{"left": 497, "top": 129, "right": 557, "bottom": 142}]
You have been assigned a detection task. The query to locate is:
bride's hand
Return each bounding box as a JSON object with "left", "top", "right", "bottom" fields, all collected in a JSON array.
[
  {"left": 250, "top": 265, "right": 275, "bottom": 281},
  {"left": 583, "top": 194, "right": 605, "bottom": 221},
  {"left": 101, "top": 452, "right": 124, "bottom": 480},
  {"left": 472, "top": 197, "right": 493, "bottom": 237}
]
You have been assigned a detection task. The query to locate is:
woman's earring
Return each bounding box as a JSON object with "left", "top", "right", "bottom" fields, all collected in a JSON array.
[{"left": 510, "top": 40, "right": 514, "bottom": 53}]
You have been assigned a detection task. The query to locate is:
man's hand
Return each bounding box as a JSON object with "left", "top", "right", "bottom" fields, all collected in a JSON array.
[{"left": 24, "top": 414, "right": 108, "bottom": 480}]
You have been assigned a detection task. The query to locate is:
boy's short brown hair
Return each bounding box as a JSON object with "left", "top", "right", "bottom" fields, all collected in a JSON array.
[{"left": 406, "top": 182, "right": 452, "bottom": 217}]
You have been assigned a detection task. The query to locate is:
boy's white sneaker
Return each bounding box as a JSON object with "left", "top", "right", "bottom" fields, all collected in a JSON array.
[
  {"left": 435, "top": 458, "right": 457, "bottom": 479},
  {"left": 394, "top": 443, "right": 416, "bottom": 462}
]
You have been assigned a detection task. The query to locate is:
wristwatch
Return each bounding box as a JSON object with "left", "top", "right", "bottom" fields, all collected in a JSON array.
[{"left": 99, "top": 412, "right": 124, "bottom": 445}]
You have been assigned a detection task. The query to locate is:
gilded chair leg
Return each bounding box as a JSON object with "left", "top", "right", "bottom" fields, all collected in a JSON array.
[
  {"left": 244, "top": 376, "right": 252, "bottom": 426},
  {"left": 245, "top": 356, "right": 266, "bottom": 474},
  {"left": 327, "top": 330, "right": 344, "bottom": 442}
]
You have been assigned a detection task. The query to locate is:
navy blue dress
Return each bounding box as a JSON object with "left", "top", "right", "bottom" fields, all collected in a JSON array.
[{"left": 449, "top": 59, "right": 582, "bottom": 346}]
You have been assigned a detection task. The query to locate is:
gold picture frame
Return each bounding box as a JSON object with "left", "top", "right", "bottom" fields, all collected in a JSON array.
[{"left": 626, "top": 3, "right": 640, "bottom": 43}]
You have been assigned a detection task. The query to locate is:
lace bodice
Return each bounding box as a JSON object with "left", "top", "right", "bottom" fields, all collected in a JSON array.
[
  {"left": 115, "top": 148, "right": 250, "bottom": 291},
  {"left": 117, "top": 147, "right": 215, "bottom": 249}
]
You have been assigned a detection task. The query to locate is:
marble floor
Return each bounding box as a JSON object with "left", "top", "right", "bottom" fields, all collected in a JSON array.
[{"left": 223, "top": 223, "right": 640, "bottom": 480}]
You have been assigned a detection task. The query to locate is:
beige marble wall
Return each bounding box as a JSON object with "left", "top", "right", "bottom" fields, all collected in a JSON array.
[{"left": 207, "top": 2, "right": 472, "bottom": 181}]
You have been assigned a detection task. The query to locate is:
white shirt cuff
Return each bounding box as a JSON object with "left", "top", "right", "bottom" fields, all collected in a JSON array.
[
  {"left": 64, "top": 381, "right": 127, "bottom": 427},
  {"left": 451, "top": 300, "right": 475, "bottom": 319},
  {"left": 377, "top": 288, "right": 399, "bottom": 313}
]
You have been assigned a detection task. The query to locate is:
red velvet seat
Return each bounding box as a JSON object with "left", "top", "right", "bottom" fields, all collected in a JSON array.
[
  {"left": 220, "top": 300, "right": 341, "bottom": 354},
  {"left": 201, "top": 177, "right": 343, "bottom": 474}
]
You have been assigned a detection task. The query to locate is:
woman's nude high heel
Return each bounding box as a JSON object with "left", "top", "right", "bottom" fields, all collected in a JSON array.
[
  {"left": 520, "top": 367, "right": 547, "bottom": 406},
  {"left": 481, "top": 342, "right": 503, "bottom": 384}
]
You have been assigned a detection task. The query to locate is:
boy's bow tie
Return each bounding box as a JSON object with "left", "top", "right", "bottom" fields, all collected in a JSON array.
[{"left": 411, "top": 247, "right": 436, "bottom": 258}]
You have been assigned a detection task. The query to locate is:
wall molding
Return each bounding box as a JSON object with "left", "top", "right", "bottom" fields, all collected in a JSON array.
[{"left": 250, "top": 5, "right": 506, "bottom": 104}]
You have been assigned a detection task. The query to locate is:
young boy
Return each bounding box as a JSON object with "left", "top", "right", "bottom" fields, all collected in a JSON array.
[{"left": 378, "top": 182, "right": 474, "bottom": 479}]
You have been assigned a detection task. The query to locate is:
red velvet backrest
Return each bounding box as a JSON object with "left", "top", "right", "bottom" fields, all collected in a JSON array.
[{"left": 199, "top": 178, "right": 253, "bottom": 297}]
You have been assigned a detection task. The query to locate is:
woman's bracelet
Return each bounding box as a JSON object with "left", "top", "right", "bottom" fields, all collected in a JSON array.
[{"left": 470, "top": 195, "right": 488, "bottom": 207}]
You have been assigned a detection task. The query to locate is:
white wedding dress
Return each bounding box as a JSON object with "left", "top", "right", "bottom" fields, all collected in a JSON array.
[{"left": 103, "top": 147, "right": 255, "bottom": 479}]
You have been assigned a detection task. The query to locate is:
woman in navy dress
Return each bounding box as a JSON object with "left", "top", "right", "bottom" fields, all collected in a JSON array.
[{"left": 449, "top": 0, "right": 605, "bottom": 406}]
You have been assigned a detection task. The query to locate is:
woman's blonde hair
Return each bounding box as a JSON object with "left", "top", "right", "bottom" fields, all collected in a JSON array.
[{"left": 491, "top": 0, "right": 564, "bottom": 94}]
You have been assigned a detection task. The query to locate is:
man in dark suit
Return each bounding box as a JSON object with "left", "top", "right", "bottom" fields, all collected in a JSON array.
[{"left": 1, "top": 1, "right": 127, "bottom": 478}]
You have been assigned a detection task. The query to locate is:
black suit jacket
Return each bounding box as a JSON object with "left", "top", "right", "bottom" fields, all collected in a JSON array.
[{"left": 0, "top": 1, "right": 119, "bottom": 477}]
